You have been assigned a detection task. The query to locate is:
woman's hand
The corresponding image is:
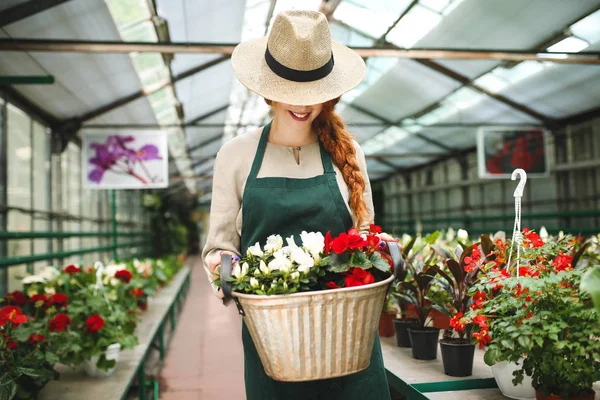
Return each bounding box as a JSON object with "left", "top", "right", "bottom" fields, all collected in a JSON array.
[
  {"left": 377, "top": 232, "right": 400, "bottom": 256},
  {"left": 206, "top": 250, "right": 240, "bottom": 299}
]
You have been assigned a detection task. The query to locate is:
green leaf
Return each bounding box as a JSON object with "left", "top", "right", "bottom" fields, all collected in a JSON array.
[
  {"left": 517, "top": 336, "right": 532, "bottom": 350},
  {"left": 444, "top": 259, "right": 463, "bottom": 284},
  {"left": 548, "top": 333, "right": 559, "bottom": 341},
  {"left": 370, "top": 252, "right": 391, "bottom": 273},
  {"left": 581, "top": 266, "right": 600, "bottom": 318},
  {"left": 45, "top": 351, "right": 60, "bottom": 365},
  {"left": 432, "top": 245, "right": 452, "bottom": 260},
  {"left": 352, "top": 252, "right": 371, "bottom": 269},
  {"left": 534, "top": 336, "right": 544, "bottom": 347},
  {"left": 327, "top": 262, "right": 351, "bottom": 273},
  {"left": 484, "top": 348, "right": 499, "bottom": 366},
  {"left": 501, "top": 339, "right": 515, "bottom": 350},
  {"left": 0, "top": 381, "right": 18, "bottom": 400},
  {"left": 423, "top": 231, "right": 441, "bottom": 245},
  {"left": 402, "top": 236, "right": 417, "bottom": 258},
  {"left": 17, "top": 368, "right": 40, "bottom": 378}
]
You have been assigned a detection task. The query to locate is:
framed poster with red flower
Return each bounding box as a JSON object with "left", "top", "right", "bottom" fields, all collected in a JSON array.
[
  {"left": 477, "top": 126, "right": 549, "bottom": 178},
  {"left": 82, "top": 131, "right": 169, "bottom": 189}
]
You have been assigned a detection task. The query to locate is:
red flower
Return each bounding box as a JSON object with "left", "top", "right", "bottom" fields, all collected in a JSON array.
[
  {"left": 28, "top": 333, "right": 45, "bottom": 345},
  {"left": 472, "top": 315, "right": 488, "bottom": 329},
  {"left": 369, "top": 224, "right": 382, "bottom": 234},
  {"left": 347, "top": 232, "right": 368, "bottom": 250},
  {"left": 523, "top": 228, "right": 544, "bottom": 248},
  {"left": 518, "top": 266, "right": 540, "bottom": 278},
  {"left": 47, "top": 293, "right": 68, "bottom": 308},
  {"left": 85, "top": 314, "right": 105, "bottom": 333},
  {"left": 324, "top": 231, "right": 333, "bottom": 254},
  {"left": 4, "top": 291, "right": 27, "bottom": 307},
  {"left": 473, "top": 329, "right": 491, "bottom": 349},
  {"left": 526, "top": 311, "right": 533, "bottom": 319},
  {"left": 470, "top": 291, "right": 486, "bottom": 310},
  {"left": 49, "top": 313, "right": 71, "bottom": 333},
  {"left": 367, "top": 235, "right": 381, "bottom": 249},
  {"left": 552, "top": 253, "right": 573, "bottom": 272},
  {"left": 131, "top": 288, "right": 143, "bottom": 297},
  {"left": 7, "top": 341, "right": 18, "bottom": 350},
  {"left": 464, "top": 245, "right": 482, "bottom": 273},
  {"left": 115, "top": 269, "right": 133, "bottom": 283},
  {"left": 331, "top": 233, "right": 349, "bottom": 254},
  {"left": 344, "top": 268, "right": 375, "bottom": 287},
  {"left": 30, "top": 294, "right": 48, "bottom": 307},
  {"left": 64, "top": 265, "right": 81, "bottom": 274},
  {"left": 450, "top": 312, "right": 465, "bottom": 332},
  {"left": 326, "top": 282, "right": 340, "bottom": 289},
  {"left": 0, "top": 306, "right": 28, "bottom": 328}
]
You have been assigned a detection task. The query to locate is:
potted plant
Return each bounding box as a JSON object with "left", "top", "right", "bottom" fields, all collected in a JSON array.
[
  {"left": 395, "top": 257, "right": 440, "bottom": 360},
  {"left": 379, "top": 285, "right": 398, "bottom": 337},
  {"left": 471, "top": 230, "right": 596, "bottom": 400},
  {"left": 432, "top": 239, "right": 485, "bottom": 376}
]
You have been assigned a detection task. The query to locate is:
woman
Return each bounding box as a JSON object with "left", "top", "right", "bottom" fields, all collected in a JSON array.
[{"left": 202, "top": 10, "right": 396, "bottom": 400}]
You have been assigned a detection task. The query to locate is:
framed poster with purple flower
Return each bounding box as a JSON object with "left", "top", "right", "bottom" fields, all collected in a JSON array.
[
  {"left": 477, "top": 126, "right": 550, "bottom": 179},
  {"left": 82, "top": 131, "right": 168, "bottom": 189}
]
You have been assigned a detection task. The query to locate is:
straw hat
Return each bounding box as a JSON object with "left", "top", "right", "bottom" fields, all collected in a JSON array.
[{"left": 231, "top": 10, "right": 366, "bottom": 106}]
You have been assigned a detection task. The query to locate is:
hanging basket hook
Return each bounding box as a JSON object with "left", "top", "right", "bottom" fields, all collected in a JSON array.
[{"left": 511, "top": 168, "right": 527, "bottom": 198}]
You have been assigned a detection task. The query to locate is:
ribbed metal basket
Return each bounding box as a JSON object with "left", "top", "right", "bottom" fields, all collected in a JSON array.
[{"left": 221, "top": 245, "right": 402, "bottom": 382}]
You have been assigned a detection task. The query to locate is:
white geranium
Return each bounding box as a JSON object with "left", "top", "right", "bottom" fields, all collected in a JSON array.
[
  {"left": 259, "top": 260, "right": 269, "bottom": 275},
  {"left": 250, "top": 277, "right": 259, "bottom": 288},
  {"left": 40, "top": 266, "right": 60, "bottom": 282},
  {"left": 291, "top": 247, "right": 315, "bottom": 273},
  {"left": 22, "top": 275, "right": 46, "bottom": 284},
  {"left": 457, "top": 229, "right": 469, "bottom": 241},
  {"left": 264, "top": 235, "right": 283, "bottom": 253},
  {"left": 300, "top": 231, "right": 325, "bottom": 260},
  {"left": 286, "top": 235, "right": 298, "bottom": 250},
  {"left": 247, "top": 242, "right": 264, "bottom": 258},
  {"left": 268, "top": 250, "right": 292, "bottom": 273}
]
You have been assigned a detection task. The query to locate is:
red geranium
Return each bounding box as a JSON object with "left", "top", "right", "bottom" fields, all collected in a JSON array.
[
  {"left": 64, "top": 264, "right": 81, "bottom": 274},
  {"left": 369, "top": 224, "right": 382, "bottom": 234},
  {"left": 366, "top": 235, "right": 381, "bottom": 249},
  {"left": 470, "top": 290, "right": 486, "bottom": 310},
  {"left": 131, "top": 288, "right": 143, "bottom": 297},
  {"left": 523, "top": 228, "right": 544, "bottom": 248},
  {"left": 325, "top": 282, "right": 340, "bottom": 289},
  {"left": 450, "top": 312, "right": 465, "bottom": 332},
  {"left": 4, "top": 291, "right": 27, "bottom": 307},
  {"left": 344, "top": 268, "right": 375, "bottom": 287},
  {"left": 115, "top": 269, "right": 133, "bottom": 283},
  {"left": 49, "top": 313, "right": 71, "bottom": 333},
  {"left": 331, "top": 233, "right": 349, "bottom": 254},
  {"left": 518, "top": 266, "right": 540, "bottom": 278},
  {"left": 7, "top": 341, "right": 18, "bottom": 350},
  {"left": 0, "top": 306, "right": 28, "bottom": 328},
  {"left": 85, "top": 314, "right": 105, "bottom": 333},
  {"left": 47, "top": 293, "right": 68, "bottom": 308},
  {"left": 552, "top": 253, "right": 573, "bottom": 272},
  {"left": 28, "top": 333, "right": 45, "bottom": 345},
  {"left": 347, "top": 231, "right": 368, "bottom": 250},
  {"left": 473, "top": 329, "right": 491, "bottom": 349},
  {"left": 30, "top": 294, "right": 48, "bottom": 307}
]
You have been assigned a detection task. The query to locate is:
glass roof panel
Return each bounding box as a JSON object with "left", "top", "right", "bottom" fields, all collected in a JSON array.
[
  {"left": 443, "top": 87, "right": 485, "bottom": 110},
  {"left": 105, "top": 0, "right": 151, "bottom": 29},
  {"left": 387, "top": 4, "right": 443, "bottom": 48},
  {"left": 547, "top": 36, "right": 590, "bottom": 53},
  {"left": 120, "top": 20, "right": 158, "bottom": 42},
  {"left": 335, "top": 0, "right": 413, "bottom": 38},
  {"left": 570, "top": 10, "right": 600, "bottom": 44},
  {"left": 474, "top": 72, "right": 509, "bottom": 93},
  {"left": 492, "top": 61, "right": 546, "bottom": 85}
]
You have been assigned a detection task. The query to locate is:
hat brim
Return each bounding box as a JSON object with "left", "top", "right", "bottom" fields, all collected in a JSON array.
[{"left": 231, "top": 37, "right": 366, "bottom": 106}]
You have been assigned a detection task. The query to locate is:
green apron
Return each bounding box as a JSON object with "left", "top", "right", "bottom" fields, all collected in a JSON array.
[{"left": 240, "top": 122, "right": 391, "bottom": 400}]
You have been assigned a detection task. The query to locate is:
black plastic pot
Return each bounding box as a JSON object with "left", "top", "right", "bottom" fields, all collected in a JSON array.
[
  {"left": 440, "top": 340, "right": 476, "bottom": 377},
  {"left": 393, "top": 319, "right": 419, "bottom": 347},
  {"left": 408, "top": 327, "right": 440, "bottom": 360}
]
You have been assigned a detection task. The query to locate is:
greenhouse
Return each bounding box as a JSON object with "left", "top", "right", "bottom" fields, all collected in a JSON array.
[{"left": 0, "top": 0, "right": 599, "bottom": 399}]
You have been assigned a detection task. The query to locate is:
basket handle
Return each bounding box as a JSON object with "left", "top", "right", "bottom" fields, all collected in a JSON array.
[
  {"left": 389, "top": 241, "right": 405, "bottom": 281},
  {"left": 220, "top": 254, "right": 245, "bottom": 315}
]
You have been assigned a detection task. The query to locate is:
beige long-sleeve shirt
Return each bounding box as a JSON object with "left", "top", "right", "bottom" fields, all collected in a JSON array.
[{"left": 201, "top": 127, "right": 375, "bottom": 292}]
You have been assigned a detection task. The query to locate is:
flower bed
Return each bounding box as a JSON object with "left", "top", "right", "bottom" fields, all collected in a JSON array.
[{"left": 0, "top": 255, "right": 185, "bottom": 400}]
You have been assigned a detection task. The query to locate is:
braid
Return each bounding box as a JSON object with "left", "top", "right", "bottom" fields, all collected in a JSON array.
[{"left": 312, "top": 98, "right": 368, "bottom": 229}]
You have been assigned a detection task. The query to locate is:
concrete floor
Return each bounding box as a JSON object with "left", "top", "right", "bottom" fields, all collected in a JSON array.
[{"left": 160, "top": 259, "right": 245, "bottom": 400}]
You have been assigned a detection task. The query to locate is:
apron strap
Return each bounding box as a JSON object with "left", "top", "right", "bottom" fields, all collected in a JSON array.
[
  {"left": 247, "top": 122, "right": 271, "bottom": 182},
  {"left": 319, "top": 140, "right": 336, "bottom": 174}
]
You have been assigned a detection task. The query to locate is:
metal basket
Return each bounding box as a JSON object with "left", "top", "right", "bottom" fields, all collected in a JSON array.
[{"left": 221, "top": 244, "right": 403, "bottom": 382}]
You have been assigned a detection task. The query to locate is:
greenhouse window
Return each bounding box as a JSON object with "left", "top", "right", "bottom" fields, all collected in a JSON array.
[
  {"left": 120, "top": 20, "right": 158, "bottom": 43},
  {"left": 474, "top": 72, "right": 510, "bottom": 93},
  {"left": 105, "top": 0, "right": 151, "bottom": 30},
  {"left": 569, "top": 10, "right": 600, "bottom": 44},
  {"left": 387, "top": 4, "right": 443, "bottom": 48},
  {"left": 443, "top": 87, "right": 485, "bottom": 110},
  {"left": 334, "top": 0, "right": 412, "bottom": 38},
  {"left": 547, "top": 36, "right": 590, "bottom": 53},
  {"left": 491, "top": 61, "right": 546, "bottom": 85}
]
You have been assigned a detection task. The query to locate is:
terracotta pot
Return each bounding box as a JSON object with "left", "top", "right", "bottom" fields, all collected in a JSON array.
[
  {"left": 535, "top": 389, "right": 595, "bottom": 400},
  {"left": 379, "top": 313, "right": 396, "bottom": 337}
]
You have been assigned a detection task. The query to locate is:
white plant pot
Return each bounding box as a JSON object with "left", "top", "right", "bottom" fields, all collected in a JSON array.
[
  {"left": 83, "top": 343, "right": 121, "bottom": 378},
  {"left": 491, "top": 360, "right": 536, "bottom": 400}
]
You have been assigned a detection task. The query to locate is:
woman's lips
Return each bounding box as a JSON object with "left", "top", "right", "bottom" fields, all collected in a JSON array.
[{"left": 289, "top": 111, "right": 310, "bottom": 121}]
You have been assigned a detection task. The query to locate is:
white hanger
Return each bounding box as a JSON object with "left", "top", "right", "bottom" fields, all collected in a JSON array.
[{"left": 506, "top": 169, "right": 527, "bottom": 277}]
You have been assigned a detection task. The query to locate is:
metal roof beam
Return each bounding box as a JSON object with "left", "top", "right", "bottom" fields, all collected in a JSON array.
[
  {"left": 77, "top": 56, "right": 229, "bottom": 123},
  {"left": 185, "top": 104, "right": 230, "bottom": 126},
  {"left": 188, "top": 134, "right": 223, "bottom": 153},
  {"left": 558, "top": 105, "right": 600, "bottom": 126},
  {"left": 0, "top": 0, "right": 72, "bottom": 28},
  {"left": 1, "top": 39, "right": 598, "bottom": 64}
]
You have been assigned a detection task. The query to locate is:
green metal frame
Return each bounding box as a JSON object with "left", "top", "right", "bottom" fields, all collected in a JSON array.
[
  {"left": 0, "top": 76, "right": 55, "bottom": 85},
  {"left": 386, "top": 370, "right": 498, "bottom": 399}
]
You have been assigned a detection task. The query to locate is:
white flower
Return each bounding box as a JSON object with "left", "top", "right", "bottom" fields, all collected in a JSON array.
[
  {"left": 104, "top": 264, "right": 120, "bottom": 278},
  {"left": 259, "top": 260, "right": 269, "bottom": 275},
  {"left": 283, "top": 282, "right": 288, "bottom": 290},
  {"left": 539, "top": 226, "right": 549, "bottom": 241},
  {"left": 247, "top": 242, "right": 264, "bottom": 258},
  {"left": 254, "top": 269, "right": 261, "bottom": 277},
  {"left": 300, "top": 231, "right": 325, "bottom": 260},
  {"left": 286, "top": 235, "right": 298, "bottom": 250},
  {"left": 271, "top": 282, "right": 277, "bottom": 289},
  {"left": 268, "top": 250, "right": 292, "bottom": 272},
  {"left": 446, "top": 228, "right": 456, "bottom": 242},
  {"left": 233, "top": 262, "right": 249, "bottom": 279},
  {"left": 44, "top": 287, "right": 56, "bottom": 295},
  {"left": 457, "top": 229, "right": 469, "bottom": 241},
  {"left": 291, "top": 247, "right": 314, "bottom": 273},
  {"left": 290, "top": 272, "right": 300, "bottom": 281},
  {"left": 250, "top": 277, "right": 259, "bottom": 288},
  {"left": 22, "top": 275, "right": 46, "bottom": 284},
  {"left": 264, "top": 235, "right": 283, "bottom": 253},
  {"left": 40, "top": 267, "right": 60, "bottom": 282}
]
